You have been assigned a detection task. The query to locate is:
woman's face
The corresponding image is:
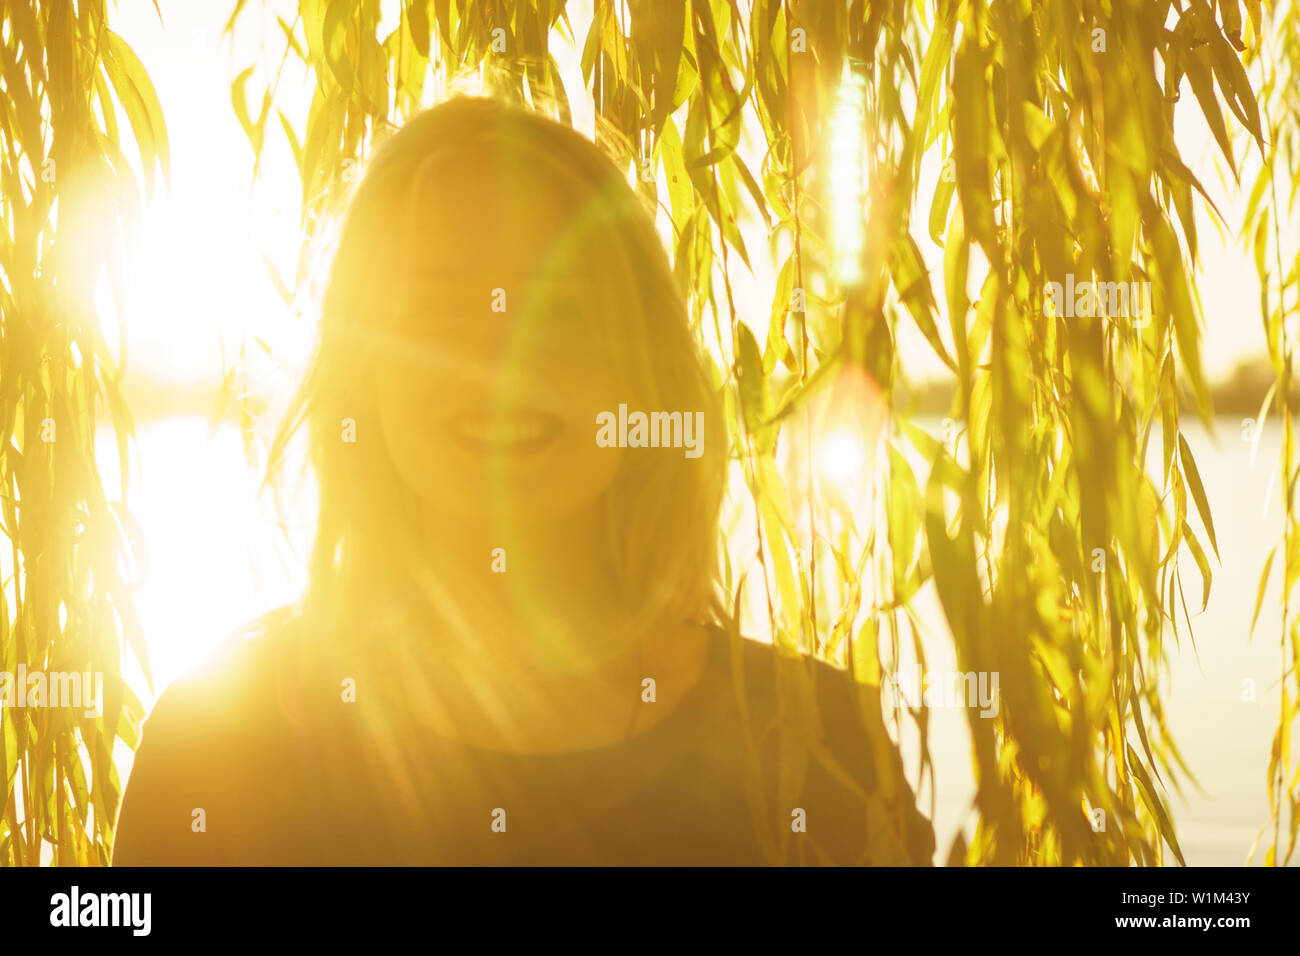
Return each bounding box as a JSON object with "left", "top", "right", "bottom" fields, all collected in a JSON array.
[{"left": 375, "top": 153, "right": 628, "bottom": 531}]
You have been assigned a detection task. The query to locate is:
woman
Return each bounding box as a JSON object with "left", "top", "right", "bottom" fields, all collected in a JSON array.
[{"left": 113, "top": 97, "right": 934, "bottom": 865}]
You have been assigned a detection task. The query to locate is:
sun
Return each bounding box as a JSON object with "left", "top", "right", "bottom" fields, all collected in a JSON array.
[
  {"left": 818, "top": 431, "right": 868, "bottom": 484},
  {"left": 100, "top": 167, "right": 309, "bottom": 694}
]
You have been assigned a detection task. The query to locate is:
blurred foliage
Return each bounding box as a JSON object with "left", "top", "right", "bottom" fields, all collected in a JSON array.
[
  {"left": 0, "top": 0, "right": 161, "bottom": 864},
  {"left": 1239, "top": 0, "right": 1300, "bottom": 867}
]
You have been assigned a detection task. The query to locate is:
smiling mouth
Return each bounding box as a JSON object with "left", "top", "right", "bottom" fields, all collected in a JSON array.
[{"left": 446, "top": 410, "right": 563, "bottom": 455}]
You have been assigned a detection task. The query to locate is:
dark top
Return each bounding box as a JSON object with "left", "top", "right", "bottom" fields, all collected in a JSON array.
[{"left": 113, "top": 621, "right": 934, "bottom": 865}]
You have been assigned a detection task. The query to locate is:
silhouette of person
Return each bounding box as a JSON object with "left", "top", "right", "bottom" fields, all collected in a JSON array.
[{"left": 113, "top": 97, "right": 934, "bottom": 865}]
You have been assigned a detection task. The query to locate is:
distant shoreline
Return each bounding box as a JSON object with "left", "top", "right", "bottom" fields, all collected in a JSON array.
[
  {"left": 119, "top": 356, "right": 1295, "bottom": 424},
  {"left": 893, "top": 356, "right": 1295, "bottom": 420}
]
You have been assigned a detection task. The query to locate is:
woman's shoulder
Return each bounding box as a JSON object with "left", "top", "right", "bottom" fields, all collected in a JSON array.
[
  {"left": 148, "top": 608, "right": 305, "bottom": 728},
  {"left": 707, "top": 627, "right": 884, "bottom": 729},
  {"left": 112, "top": 609, "right": 306, "bottom": 865},
  {"left": 705, "top": 627, "right": 935, "bottom": 864},
  {"left": 709, "top": 630, "right": 901, "bottom": 772}
]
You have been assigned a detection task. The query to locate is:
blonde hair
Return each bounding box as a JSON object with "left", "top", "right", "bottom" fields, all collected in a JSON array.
[{"left": 264, "top": 97, "right": 728, "bottom": 661}]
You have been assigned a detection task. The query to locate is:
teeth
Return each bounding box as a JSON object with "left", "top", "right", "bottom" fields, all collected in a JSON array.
[{"left": 450, "top": 412, "right": 558, "bottom": 449}]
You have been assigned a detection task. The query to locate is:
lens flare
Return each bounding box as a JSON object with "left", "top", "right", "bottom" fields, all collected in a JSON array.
[
  {"left": 829, "top": 62, "right": 867, "bottom": 286},
  {"left": 811, "top": 364, "right": 889, "bottom": 502},
  {"left": 818, "top": 431, "right": 868, "bottom": 484}
]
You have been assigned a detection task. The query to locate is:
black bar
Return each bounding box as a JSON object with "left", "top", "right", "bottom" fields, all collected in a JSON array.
[{"left": 0, "top": 865, "right": 1292, "bottom": 943}]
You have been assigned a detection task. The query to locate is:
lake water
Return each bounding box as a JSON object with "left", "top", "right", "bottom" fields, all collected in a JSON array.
[{"left": 102, "top": 416, "right": 1291, "bottom": 865}]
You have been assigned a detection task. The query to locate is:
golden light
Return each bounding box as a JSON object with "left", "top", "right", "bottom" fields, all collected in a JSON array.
[
  {"left": 809, "top": 364, "right": 890, "bottom": 504},
  {"left": 818, "top": 430, "right": 868, "bottom": 485},
  {"left": 828, "top": 62, "right": 867, "bottom": 286}
]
